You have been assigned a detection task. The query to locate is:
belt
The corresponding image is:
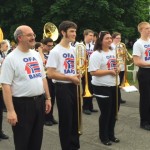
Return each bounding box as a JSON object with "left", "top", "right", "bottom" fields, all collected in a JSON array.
[
  {"left": 55, "top": 82, "right": 74, "bottom": 85},
  {"left": 13, "top": 94, "right": 43, "bottom": 101}
]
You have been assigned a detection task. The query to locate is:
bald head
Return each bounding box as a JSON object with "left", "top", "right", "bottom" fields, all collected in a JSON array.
[{"left": 14, "top": 25, "right": 33, "bottom": 43}]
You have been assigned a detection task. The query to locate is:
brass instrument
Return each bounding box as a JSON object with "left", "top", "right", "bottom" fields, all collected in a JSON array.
[
  {"left": 43, "top": 22, "right": 59, "bottom": 41},
  {"left": 115, "top": 42, "right": 127, "bottom": 119},
  {"left": 76, "top": 43, "right": 87, "bottom": 135},
  {"left": 126, "top": 50, "right": 133, "bottom": 62},
  {"left": 83, "top": 59, "right": 92, "bottom": 98},
  {"left": 116, "top": 42, "right": 132, "bottom": 87},
  {"left": 0, "top": 28, "right": 3, "bottom": 42},
  {"left": 126, "top": 50, "right": 133, "bottom": 78}
]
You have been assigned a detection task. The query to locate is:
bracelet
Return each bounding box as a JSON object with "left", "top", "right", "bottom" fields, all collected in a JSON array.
[{"left": 47, "top": 97, "right": 51, "bottom": 100}]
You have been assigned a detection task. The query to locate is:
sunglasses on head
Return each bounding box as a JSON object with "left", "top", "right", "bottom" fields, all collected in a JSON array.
[{"left": 99, "top": 31, "right": 109, "bottom": 38}]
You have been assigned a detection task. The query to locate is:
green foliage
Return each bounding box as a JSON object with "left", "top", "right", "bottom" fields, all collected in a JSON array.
[{"left": 0, "top": 0, "right": 149, "bottom": 42}]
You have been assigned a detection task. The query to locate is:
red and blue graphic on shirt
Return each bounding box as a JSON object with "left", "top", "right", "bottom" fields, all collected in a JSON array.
[
  {"left": 24, "top": 57, "right": 42, "bottom": 79},
  {"left": 144, "top": 44, "right": 150, "bottom": 61},
  {"left": 86, "top": 51, "right": 93, "bottom": 59},
  {"left": 63, "top": 53, "right": 75, "bottom": 74},
  {"left": 106, "top": 56, "right": 116, "bottom": 70}
]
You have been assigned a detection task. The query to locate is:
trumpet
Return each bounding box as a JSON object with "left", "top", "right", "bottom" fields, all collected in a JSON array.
[{"left": 76, "top": 43, "right": 87, "bottom": 135}]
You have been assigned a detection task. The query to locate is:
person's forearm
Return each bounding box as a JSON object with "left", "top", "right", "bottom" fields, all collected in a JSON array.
[
  {"left": 134, "top": 60, "right": 150, "bottom": 67},
  {"left": 2, "top": 84, "right": 14, "bottom": 112},
  {"left": 47, "top": 68, "right": 74, "bottom": 81},
  {"left": 43, "top": 78, "right": 51, "bottom": 99},
  {"left": 133, "top": 56, "right": 150, "bottom": 67}
]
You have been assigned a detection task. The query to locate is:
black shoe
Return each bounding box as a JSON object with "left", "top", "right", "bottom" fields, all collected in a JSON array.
[
  {"left": 109, "top": 137, "right": 120, "bottom": 143},
  {"left": 52, "top": 118, "right": 58, "bottom": 125},
  {"left": 83, "top": 109, "right": 91, "bottom": 115},
  {"left": 45, "top": 121, "right": 53, "bottom": 126},
  {"left": 90, "top": 109, "right": 98, "bottom": 113},
  {"left": 0, "top": 132, "right": 9, "bottom": 139},
  {"left": 120, "top": 99, "right": 126, "bottom": 104},
  {"left": 101, "top": 140, "right": 112, "bottom": 146},
  {"left": 140, "top": 124, "right": 150, "bottom": 131}
]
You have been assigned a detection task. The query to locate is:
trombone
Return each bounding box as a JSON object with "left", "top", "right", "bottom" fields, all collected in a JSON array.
[
  {"left": 76, "top": 43, "right": 87, "bottom": 135},
  {"left": 115, "top": 42, "right": 126, "bottom": 119}
]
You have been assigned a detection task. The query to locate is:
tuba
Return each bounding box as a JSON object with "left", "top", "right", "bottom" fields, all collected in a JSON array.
[
  {"left": 0, "top": 28, "right": 3, "bottom": 42},
  {"left": 43, "top": 22, "right": 59, "bottom": 41},
  {"left": 76, "top": 43, "right": 87, "bottom": 135}
]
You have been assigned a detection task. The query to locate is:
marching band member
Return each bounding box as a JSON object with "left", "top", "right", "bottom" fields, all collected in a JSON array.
[
  {"left": 46, "top": 21, "right": 80, "bottom": 150},
  {"left": 0, "top": 25, "right": 51, "bottom": 150},
  {"left": 0, "top": 41, "right": 9, "bottom": 141},
  {"left": 41, "top": 38, "right": 58, "bottom": 126},
  {"left": 133, "top": 22, "right": 150, "bottom": 131},
  {"left": 111, "top": 32, "right": 126, "bottom": 104},
  {"left": 89, "top": 31, "right": 120, "bottom": 146},
  {"left": 34, "top": 42, "right": 45, "bottom": 62},
  {"left": 93, "top": 31, "right": 98, "bottom": 45},
  {"left": 82, "top": 29, "right": 98, "bottom": 115}
]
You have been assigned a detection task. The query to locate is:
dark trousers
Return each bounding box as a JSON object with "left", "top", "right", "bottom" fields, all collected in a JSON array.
[
  {"left": 12, "top": 95, "right": 45, "bottom": 150},
  {"left": 55, "top": 83, "right": 80, "bottom": 150},
  {"left": 45, "top": 78, "right": 56, "bottom": 121},
  {"left": 119, "top": 71, "right": 125, "bottom": 86},
  {"left": 92, "top": 85, "right": 120, "bottom": 142},
  {"left": 138, "top": 68, "right": 150, "bottom": 125},
  {"left": 82, "top": 72, "right": 93, "bottom": 111},
  {"left": 0, "top": 108, "right": 2, "bottom": 133},
  {"left": 119, "top": 71, "right": 125, "bottom": 100}
]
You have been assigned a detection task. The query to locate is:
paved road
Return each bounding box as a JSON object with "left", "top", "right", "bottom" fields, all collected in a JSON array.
[{"left": 1, "top": 89, "right": 150, "bottom": 150}]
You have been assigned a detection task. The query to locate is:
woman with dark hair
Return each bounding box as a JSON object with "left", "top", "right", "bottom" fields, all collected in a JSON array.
[{"left": 88, "top": 31, "right": 120, "bottom": 146}]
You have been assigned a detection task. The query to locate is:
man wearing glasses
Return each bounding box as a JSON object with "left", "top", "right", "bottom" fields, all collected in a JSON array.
[
  {"left": 0, "top": 25, "right": 51, "bottom": 150},
  {"left": 41, "top": 38, "right": 58, "bottom": 126}
]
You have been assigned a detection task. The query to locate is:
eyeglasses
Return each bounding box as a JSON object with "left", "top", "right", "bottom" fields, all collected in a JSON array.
[
  {"left": 115, "top": 37, "right": 121, "bottom": 39},
  {"left": 21, "top": 33, "right": 36, "bottom": 38},
  {"left": 47, "top": 45, "right": 53, "bottom": 48}
]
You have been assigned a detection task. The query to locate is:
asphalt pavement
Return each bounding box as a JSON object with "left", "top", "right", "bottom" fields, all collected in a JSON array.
[{"left": 1, "top": 88, "right": 150, "bottom": 150}]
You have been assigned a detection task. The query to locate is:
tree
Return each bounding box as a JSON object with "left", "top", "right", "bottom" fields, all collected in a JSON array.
[{"left": 0, "top": 0, "right": 149, "bottom": 42}]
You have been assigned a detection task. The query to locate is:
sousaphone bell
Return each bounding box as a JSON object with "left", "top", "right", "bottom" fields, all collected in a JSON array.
[
  {"left": 43, "top": 22, "right": 59, "bottom": 41},
  {"left": 0, "top": 28, "right": 3, "bottom": 42}
]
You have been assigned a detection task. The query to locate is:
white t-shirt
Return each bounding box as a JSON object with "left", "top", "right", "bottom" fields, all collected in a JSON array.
[
  {"left": 46, "top": 44, "right": 77, "bottom": 83},
  {"left": 0, "top": 48, "right": 45, "bottom": 97},
  {"left": 0, "top": 55, "right": 3, "bottom": 66},
  {"left": 85, "top": 42, "right": 94, "bottom": 58},
  {"left": 111, "top": 43, "right": 116, "bottom": 50},
  {"left": 80, "top": 41, "right": 94, "bottom": 58},
  {"left": 88, "top": 50, "right": 120, "bottom": 86},
  {"left": 133, "top": 38, "right": 150, "bottom": 68}
]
